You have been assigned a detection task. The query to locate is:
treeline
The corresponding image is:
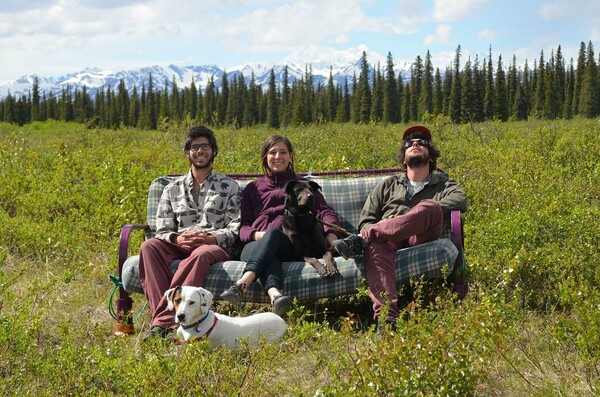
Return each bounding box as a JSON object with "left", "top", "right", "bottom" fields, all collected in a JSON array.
[{"left": 1, "top": 41, "right": 599, "bottom": 129}]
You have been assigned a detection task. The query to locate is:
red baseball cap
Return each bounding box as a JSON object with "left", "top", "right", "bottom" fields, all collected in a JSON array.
[{"left": 402, "top": 125, "right": 432, "bottom": 141}]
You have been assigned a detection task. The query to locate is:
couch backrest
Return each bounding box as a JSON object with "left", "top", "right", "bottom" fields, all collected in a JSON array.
[{"left": 145, "top": 174, "right": 390, "bottom": 238}]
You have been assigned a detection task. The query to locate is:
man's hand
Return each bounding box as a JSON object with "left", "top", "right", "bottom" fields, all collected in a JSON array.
[{"left": 174, "top": 230, "right": 217, "bottom": 250}]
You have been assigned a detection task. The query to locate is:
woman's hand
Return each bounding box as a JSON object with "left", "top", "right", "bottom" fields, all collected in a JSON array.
[
  {"left": 253, "top": 231, "right": 266, "bottom": 241},
  {"left": 325, "top": 233, "right": 338, "bottom": 249}
]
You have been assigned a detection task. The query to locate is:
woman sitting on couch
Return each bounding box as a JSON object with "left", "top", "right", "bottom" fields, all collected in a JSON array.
[{"left": 220, "top": 135, "right": 341, "bottom": 316}]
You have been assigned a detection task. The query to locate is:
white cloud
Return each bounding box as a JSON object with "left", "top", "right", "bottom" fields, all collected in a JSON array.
[
  {"left": 478, "top": 28, "right": 496, "bottom": 42},
  {"left": 424, "top": 24, "right": 452, "bottom": 46},
  {"left": 432, "top": 0, "right": 491, "bottom": 22},
  {"left": 538, "top": 0, "right": 600, "bottom": 20},
  {"left": 212, "top": 0, "right": 418, "bottom": 54}
]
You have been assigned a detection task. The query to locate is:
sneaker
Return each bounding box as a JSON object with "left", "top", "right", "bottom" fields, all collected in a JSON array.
[
  {"left": 272, "top": 293, "right": 292, "bottom": 317},
  {"left": 332, "top": 234, "right": 365, "bottom": 259},
  {"left": 375, "top": 319, "right": 397, "bottom": 334},
  {"left": 220, "top": 283, "right": 246, "bottom": 306}
]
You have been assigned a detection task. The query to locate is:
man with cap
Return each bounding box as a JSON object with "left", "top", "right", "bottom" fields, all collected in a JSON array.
[{"left": 332, "top": 125, "right": 467, "bottom": 331}]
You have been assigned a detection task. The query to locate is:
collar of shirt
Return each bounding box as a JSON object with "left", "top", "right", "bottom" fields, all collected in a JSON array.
[{"left": 184, "top": 169, "right": 217, "bottom": 189}]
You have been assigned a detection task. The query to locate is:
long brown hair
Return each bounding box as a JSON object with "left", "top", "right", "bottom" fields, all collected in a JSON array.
[{"left": 260, "top": 135, "right": 295, "bottom": 175}]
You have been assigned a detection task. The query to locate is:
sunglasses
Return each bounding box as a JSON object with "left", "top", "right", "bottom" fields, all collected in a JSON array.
[{"left": 403, "top": 139, "right": 430, "bottom": 149}]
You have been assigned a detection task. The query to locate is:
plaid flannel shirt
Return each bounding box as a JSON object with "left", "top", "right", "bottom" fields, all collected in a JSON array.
[{"left": 154, "top": 170, "right": 241, "bottom": 249}]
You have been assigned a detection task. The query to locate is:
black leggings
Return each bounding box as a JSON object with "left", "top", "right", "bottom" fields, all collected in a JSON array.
[{"left": 240, "top": 228, "right": 302, "bottom": 293}]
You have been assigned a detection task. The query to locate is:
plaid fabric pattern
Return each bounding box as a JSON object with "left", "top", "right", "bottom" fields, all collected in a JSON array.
[{"left": 122, "top": 174, "right": 459, "bottom": 301}]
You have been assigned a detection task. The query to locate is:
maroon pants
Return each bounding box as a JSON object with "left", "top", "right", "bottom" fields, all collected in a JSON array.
[
  {"left": 361, "top": 199, "right": 443, "bottom": 321},
  {"left": 138, "top": 238, "right": 231, "bottom": 329}
]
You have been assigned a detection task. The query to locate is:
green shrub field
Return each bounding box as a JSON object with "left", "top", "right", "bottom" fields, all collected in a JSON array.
[{"left": 1, "top": 118, "right": 598, "bottom": 396}]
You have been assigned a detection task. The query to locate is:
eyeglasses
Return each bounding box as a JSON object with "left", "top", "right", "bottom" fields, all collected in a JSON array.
[
  {"left": 403, "top": 139, "right": 430, "bottom": 149},
  {"left": 189, "top": 144, "right": 212, "bottom": 152}
]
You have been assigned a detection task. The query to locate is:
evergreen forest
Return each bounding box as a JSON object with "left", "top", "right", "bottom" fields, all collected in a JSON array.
[{"left": 2, "top": 41, "right": 600, "bottom": 129}]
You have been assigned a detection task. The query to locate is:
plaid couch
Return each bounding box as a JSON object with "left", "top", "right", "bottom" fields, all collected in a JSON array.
[{"left": 117, "top": 172, "right": 466, "bottom": 308}]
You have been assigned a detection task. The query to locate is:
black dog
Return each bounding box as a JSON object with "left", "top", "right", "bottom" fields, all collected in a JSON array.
[{"left": 282, "top": 180, "right": 338, "bottom": 277}]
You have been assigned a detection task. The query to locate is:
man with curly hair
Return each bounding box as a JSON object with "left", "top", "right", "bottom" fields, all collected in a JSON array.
[{"left": 333, "top": 125, "right": 467, "bottom": 331}]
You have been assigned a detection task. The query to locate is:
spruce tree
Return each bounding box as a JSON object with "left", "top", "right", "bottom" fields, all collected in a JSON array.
[
  {"left": 245, "top": 73, "right": 259, "bottom": 127},
  {"left": 483, "top": 47, "right": 494, "bottom": 120},
  {"left": 433, "top": 68, "right": 443, "bottom": 116},
  {"left": 543, "top": 50, "right": 558, "bottom": 119},
  {"left": 217, "top": 70, "right": 229, "bottom": 126},
  {"left": 460, "top": 57, "right": 475, "bottom": 123},
  {"left": 448, "top": 45, "right": 462, "bottom": 123},
  {"left": 356, "top": 52, "right": 371, "bottom": 123},
  {"left": 402, "top": 83, "right": 411, "bottom": 123},
  {"left": 578, "top": 41, "right": 600, "bottom": 118},
  {"left": 563, "top": 59, "right": 574, "bottom": 119},
  {"left": 185, "top": 79, "right": 198, "bottom": 120},
  {"left": 280, "top": 66, "right": 291, "bottom": 127},
  {"left": 493, "top": 55, "right": 509, "bottom": 121},
  {"left": 507, "top": 55, "right": 518, "bottom": 115},
  {"left": 522, "top": 61, "right": 531, "bottom": 119},
  {"left": 554, "top": 45, "right": 566, "bottom": 117},
  {"left": 31, "top": 77, "right": 40, "bottom": 122},
  {"left": 472, "top": 55, "right": 484, "bottom": 122},
  {"left": 326, "top": 67, "right": 338, "bottom": 122},
  {"left": 117, "top": 79, "right": 129, "bottom": 126},
  {"left": 202, "top": 77, "right": 215, "bottom": 126},
  {"left": 572, "top": 41, "right": 586, "bottom": 115},
  {"left": 410, "top": 55, "right": 423, "bottom": 120},
  {"left": 442, "top": 66, "right": 452, "bottom": 117},
  {"left": 513, "top": 83, "right": 528, "bottom": 121},
  {"left": 351, "top": 73, "right": 359, "bottom": 123},
  {"left": 129, "top": 86, "right": 140, "bottom": 127},
  {"left": 370, "top": 64, "right": 383, "bottom": 122},
  {"left": 383, "top": 52, "right": 399, "bottom": 123},
  {"left": 419, "top": 51, "right": 434, "bottom": 117},
  {"left": 266, "top": 69, "right": 279, "bottom": 129},
  {"left": 533, "top": 51, "right": 546, "bottom": 118}
]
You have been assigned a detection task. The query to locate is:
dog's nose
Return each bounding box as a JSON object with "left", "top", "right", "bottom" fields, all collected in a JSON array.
[{"left": 177, "top": 313, "right": 185, "bottom": 322}]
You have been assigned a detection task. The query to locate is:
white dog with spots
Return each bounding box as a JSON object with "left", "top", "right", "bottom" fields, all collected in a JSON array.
[{"left": 164, "top": 286, "right": 287, "bottom": 348}]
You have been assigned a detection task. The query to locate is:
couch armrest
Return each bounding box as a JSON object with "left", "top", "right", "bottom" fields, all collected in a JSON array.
[
  {"left": 450, "top": 210, "right": 463, "bottom": 253},
  {"left": 118, "top": 224, "right": 149, "bottom": 271},
  {"left": 115, "top": 224, "right": 148, "bottom": 335}
]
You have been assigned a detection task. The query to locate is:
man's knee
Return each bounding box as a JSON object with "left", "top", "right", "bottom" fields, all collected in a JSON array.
[
  {"left": 416, "top": 199, "right": 443, "bottom": 220},
  {"left": 418, "top": 199, "right": 441, "bottom": 211},
  {"left": 140, "top": 238, "right": 163, "bottom": 252}
]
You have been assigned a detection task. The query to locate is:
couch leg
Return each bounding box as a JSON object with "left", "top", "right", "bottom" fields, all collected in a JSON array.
[{"left": 114, "top": 296, "right": 135, "bottom": 335}]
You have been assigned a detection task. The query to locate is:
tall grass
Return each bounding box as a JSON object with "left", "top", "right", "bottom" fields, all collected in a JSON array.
[{"left": 0, "top": 118, "right": 598, "bottom": 396}]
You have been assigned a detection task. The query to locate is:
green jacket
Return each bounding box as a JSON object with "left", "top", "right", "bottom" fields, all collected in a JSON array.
[{"left": 359, "top": 171, "right": 467, "bottom": 232}]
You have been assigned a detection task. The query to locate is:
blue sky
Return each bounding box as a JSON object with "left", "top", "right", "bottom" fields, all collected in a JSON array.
[{"left": 0, "top": 0, "right": 598, "bottom": 81}]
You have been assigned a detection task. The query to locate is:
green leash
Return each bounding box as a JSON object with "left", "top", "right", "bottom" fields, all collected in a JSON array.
[{"left": 108, "top": 275, "right": 148, "bottom": 324}]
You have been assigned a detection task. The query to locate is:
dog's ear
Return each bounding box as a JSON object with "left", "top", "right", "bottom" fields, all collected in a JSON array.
[
  {"left": 308, "top": 180, "right": 322, "bottom": 192},
  {"left": 196, "top": 287, "right": 214, "bottom": 309},
  {"left": 283, "top": 180, "right": 299, "bottom": 207},
  {"left": 164, "top": 286, "right": 181, "bottom": 310},
  {"left": 283, "top": 180, "right": 299, "bottom": 195}
]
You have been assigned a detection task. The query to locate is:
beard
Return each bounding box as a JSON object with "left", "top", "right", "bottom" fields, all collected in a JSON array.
[
  {"left": 405, "top": 151, "right": 430, "bottom": 168},
  {"left": 188, "top": 152, "right": 214, "bottom": 170}
]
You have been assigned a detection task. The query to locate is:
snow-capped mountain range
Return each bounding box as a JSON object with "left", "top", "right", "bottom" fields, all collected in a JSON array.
[{"left": 0, "top": 50, "right": 418, "bottom": 100}]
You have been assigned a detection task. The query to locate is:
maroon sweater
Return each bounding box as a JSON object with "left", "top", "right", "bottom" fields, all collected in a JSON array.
[{"left": 238, "top": 170, "right": 341, "bottom": 243}]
